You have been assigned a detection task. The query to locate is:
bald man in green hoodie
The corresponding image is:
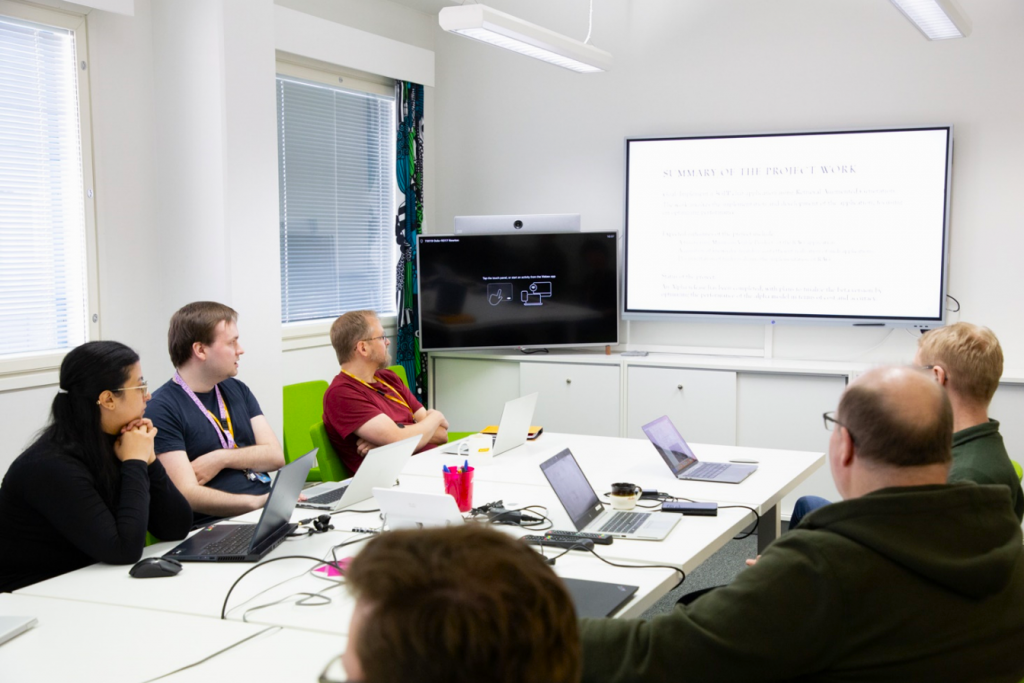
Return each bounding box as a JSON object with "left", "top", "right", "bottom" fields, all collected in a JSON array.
[{"left": 579, "top": 366, "right": 1024, "bottom": 683}]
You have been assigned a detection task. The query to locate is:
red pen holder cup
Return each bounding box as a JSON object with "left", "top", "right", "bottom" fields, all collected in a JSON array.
[{"left": 443, "top": 466, "right": 475, "bottom": 512}]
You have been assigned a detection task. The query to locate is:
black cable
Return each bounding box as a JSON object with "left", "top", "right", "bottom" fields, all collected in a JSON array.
[
  {"left": 719, "top": 504, "right": 760, "bottom": 539},
  {"left": 946, "top": 294, "right": 960, "bottom": 312},
  {"left": 578, "top": 545, "right": 687, "bottom": 592}
]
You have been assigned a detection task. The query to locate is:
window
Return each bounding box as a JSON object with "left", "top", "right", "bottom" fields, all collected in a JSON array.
[
  {"left": 0, "top": 3, "right": 96, "bottom": 364},
  {"left": 276, "top": 61, "right": 397, "bottom": 325}
]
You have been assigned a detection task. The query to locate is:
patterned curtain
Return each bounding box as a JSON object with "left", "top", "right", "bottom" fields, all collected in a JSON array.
[{"left": 394, "top": 81, "right": 427, "bottom": 402}]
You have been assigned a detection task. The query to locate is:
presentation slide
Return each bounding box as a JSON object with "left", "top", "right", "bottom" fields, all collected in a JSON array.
[{"left": 625, "top": 129, "right": 950, "bottom": 321}]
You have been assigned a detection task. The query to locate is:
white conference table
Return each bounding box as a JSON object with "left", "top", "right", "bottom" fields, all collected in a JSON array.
[
  {"left": 0, "top": 593, "right": 346, "bottom": 683},
  {"left": 408, "top": 431, "right": 825, "bottom": 552},
  {"left": 9, "top": 431, "right": 823, "bottom": 680}
]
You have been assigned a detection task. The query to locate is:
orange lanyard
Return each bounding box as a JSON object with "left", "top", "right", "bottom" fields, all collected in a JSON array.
[{"left": 341, "top": 369, "right": 413, "bottom": 416}]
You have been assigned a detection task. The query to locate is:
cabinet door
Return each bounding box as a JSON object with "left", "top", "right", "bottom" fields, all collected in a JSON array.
[
  {"left": 433, "top": 358, "right": 520, "bottom": 432},
  {"left": 737, "top": 372, "right": 847, "bottom": 517},
  {"left": 520, "top": 362, "right": 620, "bottom": 437},
  {"left": 990, "top": 384, "right": 1024, "bottom": 469},
  {"left": 626, "top": 366, "right": 737, "bottom": 445}
]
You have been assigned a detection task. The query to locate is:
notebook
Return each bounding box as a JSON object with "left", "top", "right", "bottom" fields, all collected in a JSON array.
[
  {"left": 297, "top": 436, "right": 417, "bottom": 511},
  {"left": 166, "top": 449, "right": 315, "bottom": 562},
  {"left": 540, "top": 448, "right": 679, "bottom": 541},
  {"left": 374, "top": 488, "right": 465, "bottom": 530},
  {"left": 642, "top": 415, "right": 757, "bottom": 484},
  {"left": 440, "top": 393, "right": 538, "bottom": 456},
  {"left": 562, "top": 578, "right": 639, "bottom": 618}
]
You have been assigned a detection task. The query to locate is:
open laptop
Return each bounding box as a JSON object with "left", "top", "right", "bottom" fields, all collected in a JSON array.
[
  {"left": 540, "top": 449, "right": 679, "bottom": 541},
  {"left": 440, "top": 392, "right": 538, "bottom": 456},
  {"left": 166, "top": 449, "right": 315, "bottom": 562},
  {"left": 297, "top": 435, "right": 418, "bottom": 511},
  {"left": 642, "top": 416, "right": 757, "bottom": 484},
  {"left": 374, "top": 488, "right": 465, "bottom": 530}
]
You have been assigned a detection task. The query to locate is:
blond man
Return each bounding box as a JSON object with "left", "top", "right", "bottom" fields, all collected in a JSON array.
[{"left": 915, "top": 322, "right": 1022, "bottom": 520}]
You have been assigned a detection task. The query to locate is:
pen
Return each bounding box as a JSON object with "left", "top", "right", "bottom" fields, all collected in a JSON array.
[
  {"left": 730, "top": 460, "right": 759, "bottom": 464},
  {"left": 443, "top": 465, "right": 450, "bottom": 474}
]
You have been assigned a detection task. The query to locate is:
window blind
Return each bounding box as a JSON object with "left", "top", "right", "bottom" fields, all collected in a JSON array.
[
  {"left": 277, "top": 75, "right": 396, "bottom": 324},
  {"left": 0, "top": 15, "right": 88, "bottom": 357}
]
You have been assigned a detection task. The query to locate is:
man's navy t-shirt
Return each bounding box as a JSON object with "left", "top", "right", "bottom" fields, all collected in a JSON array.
[{"left": 146, "top": 377, "right": 269, "bottom": 506}]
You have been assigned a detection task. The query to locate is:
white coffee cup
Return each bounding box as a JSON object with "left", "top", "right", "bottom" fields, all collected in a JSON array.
[
  {"left": 466, "top": 432, "right": 493, "bottom": 455},
  {"left": 609, "top": 482, "right": 641, "bottom": 511}
]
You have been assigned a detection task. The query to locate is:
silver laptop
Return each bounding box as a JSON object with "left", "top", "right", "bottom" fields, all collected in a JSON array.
[
  {"left": 642, "top": 415, "right": 757, "bottom": 484},
  {"left": 440, "top": 392, "right": 538, "bottom": 456},
  {"left": 297, "top": 435, "right": 418, "bottom": 511},
  {"left": 374, "top": 488, "right": 465, "bottom": 530},
  {"left": 540, "top": 449, "right": 679, "bottom": 541},
  {"left": 0, "top": 616, "right": 37, "bottom": 646}
]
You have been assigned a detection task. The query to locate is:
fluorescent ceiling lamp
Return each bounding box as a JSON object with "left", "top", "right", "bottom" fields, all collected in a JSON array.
[
  {"left": 439, "top": 4, "right": 611, "bottom": 73},
  {"left": 890, "top": 0, "right": 971, "bottom": 40}
]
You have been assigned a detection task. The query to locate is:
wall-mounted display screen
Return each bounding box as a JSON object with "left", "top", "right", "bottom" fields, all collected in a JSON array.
[
  {"left": 418, "top": 232, "right": 619, "bottom": 350},
  {"left": 624, "top": 127, "right": 952, "bottom": 327}
]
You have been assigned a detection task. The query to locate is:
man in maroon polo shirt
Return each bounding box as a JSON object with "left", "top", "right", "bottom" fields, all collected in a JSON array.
[{"left": 323, "top": 310, "right": 449, "bottom": 474}]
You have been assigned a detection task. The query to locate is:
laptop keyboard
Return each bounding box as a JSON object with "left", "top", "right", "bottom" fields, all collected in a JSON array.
[
  {"left": 598, "top": 511, "right": 650, "bottom": 535},
  {"left": 306, "top": 485, "right": 349, "bottom": 505},
  {"left": 686, "top": 462, "right": 730, "bottom": 479},
  {"left": 200, "top": 525, "right": 255, "bottom": 555}
]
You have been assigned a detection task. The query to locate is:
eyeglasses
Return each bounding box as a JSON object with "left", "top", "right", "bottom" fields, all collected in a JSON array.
[
  {"left": 361, "top": 335, "right": 388, "bottom": 344},
  {"left": 115, "top": 382, "right": 149, "bottom": 395},
  {"left": 822, "top": 411, "right": 855, "bottom": 442}
]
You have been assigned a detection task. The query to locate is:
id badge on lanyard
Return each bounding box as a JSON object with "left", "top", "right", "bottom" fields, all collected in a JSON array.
[{"left": 174, "top": 373, "right": 270, "bottom": 485}]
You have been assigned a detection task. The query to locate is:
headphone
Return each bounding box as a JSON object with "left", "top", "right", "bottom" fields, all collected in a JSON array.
[{"left": 312, "top": 514, "right": 334, "bottom": 534}]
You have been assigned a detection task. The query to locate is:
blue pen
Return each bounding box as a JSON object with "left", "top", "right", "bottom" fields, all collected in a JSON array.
[
  {"left": 464, "top": 459, "right": 469, "bottom": 472},
  {"left": 443, "top": 465, "right": 450, "bottom": 474}
]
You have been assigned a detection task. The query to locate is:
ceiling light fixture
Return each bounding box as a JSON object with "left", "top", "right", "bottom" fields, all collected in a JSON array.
[
  {"left": 889, "top": 0, "right": 971, "bottom": 40},
  {"left": 439, "top": 3, "right": 611, "bottom": 73}
]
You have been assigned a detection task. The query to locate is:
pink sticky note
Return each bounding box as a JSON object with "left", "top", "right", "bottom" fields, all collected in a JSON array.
[{"left": 313, "top": 557, "right": 353, "bottom": 577}]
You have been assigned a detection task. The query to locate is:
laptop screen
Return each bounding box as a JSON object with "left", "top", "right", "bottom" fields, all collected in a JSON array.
[
  {"left": 540, "top": 449, "right": 605, "bottom": 531},
  {"left": 249, "top": 449, "right": 315, "bottom": 549},
  {"left": 642, "top": 416, "right": 698, "bottom": 474}
]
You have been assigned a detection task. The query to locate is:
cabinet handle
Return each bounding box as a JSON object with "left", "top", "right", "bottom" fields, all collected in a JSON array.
[
  {"left": 677, "top": 384, "right": 684, "bottom": 390},
  {"left": 566, "top": 378, "right": 572, "bottom": 384}
]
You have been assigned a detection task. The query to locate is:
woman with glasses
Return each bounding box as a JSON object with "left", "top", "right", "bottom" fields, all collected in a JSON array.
[{"left": 0, "top": 341, "right": 192, "bottom": 592}]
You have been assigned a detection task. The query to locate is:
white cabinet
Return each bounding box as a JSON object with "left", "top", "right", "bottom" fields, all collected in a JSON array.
[
  {"left": 990, "top": 384, "right": 1024, "bottom": 465},
  {"left": 626, "top": 366, "right": 737, "bottom": 445},
  {"left": 737, "top": 372, "right": 847, "bottom": 515},
  {"left": 520, "top": 362, "right": 620, "bottom": 437},
  {"left": 433, "top": 358, "right": 520, "bottom": 433}
]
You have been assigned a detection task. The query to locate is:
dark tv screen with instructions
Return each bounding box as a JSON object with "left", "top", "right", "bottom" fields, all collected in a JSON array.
[{"left": 417, "top": 232, "right": 619, "bottom": 351}]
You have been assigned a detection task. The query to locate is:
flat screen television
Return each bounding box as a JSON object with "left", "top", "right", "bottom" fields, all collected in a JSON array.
[
  {"left": 418, "top": 232, "right": 619, "bottom": 351},
  {"left": 623, "top": 127, "right": 952, "bottom": 328}
]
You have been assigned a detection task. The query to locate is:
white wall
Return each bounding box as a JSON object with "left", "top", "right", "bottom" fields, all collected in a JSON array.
[
  {"left": 0, "top": 0, "right": 435, "bottom": 476},
  {"left": 431, "top": 0, "right": 1024, "bottom": 370}
]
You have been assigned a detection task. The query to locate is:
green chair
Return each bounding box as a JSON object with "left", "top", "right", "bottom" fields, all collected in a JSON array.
[
  {"left": 1013, "top": 460, "right": 1022, "bottom": 481},
  {"left": 385, "top": 363, "right": 473, "bottom": 443},
  {"left": 282, "top": 380, "right": 328, "bottom": 482},
  {"left": 310, "top": 420, "right": 351, "bottom": 482}
]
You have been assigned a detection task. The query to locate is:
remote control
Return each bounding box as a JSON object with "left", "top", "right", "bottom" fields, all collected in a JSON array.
[
  {"left": 545, "top": 530, "right": 613, "bottom": 545},
  {"left": 522, "top": 535, "right": 595, "bottom": 550}
]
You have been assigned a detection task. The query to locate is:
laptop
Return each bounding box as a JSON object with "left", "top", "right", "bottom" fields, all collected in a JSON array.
[
  {"left": 440, "top": 392, "right": 538, "bottom": 456},
  {"left": 374, "top": 488, "right": 465, "bottom": 530},
  {"left": 562, "top": 578, "right": 638, "bottom": 618},
  {"left": 540, "top": 449, "right": 679, "bottom": 541},
  {"left": 166, "top": 449, "right": 315, "bottom": 562},
  {"left": 0, "top": 616, "right": 37, "bottom": 646},
  {"left": 297, "top": 435, "right": 418, "bottom": 511},
  {"left": 642, "top": 415, "right": 757, "bottom": 484}
]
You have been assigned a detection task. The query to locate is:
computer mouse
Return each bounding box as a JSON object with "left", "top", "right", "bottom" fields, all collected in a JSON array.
[{"left": 129, "top": 556, "right": 183, "bottom": 578}]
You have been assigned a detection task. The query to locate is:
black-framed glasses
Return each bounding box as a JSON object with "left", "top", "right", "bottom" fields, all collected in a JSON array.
[{"left": 822, "top": 411, "right": 854, "bottom": 442}]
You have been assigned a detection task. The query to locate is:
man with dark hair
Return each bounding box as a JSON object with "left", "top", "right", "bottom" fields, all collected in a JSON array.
[
  {"left": 340, "top": 524, "right": 580, "bottom": 683},
  {"left": 146, "top": 302, "right": 285, "bottom": 524},
  {"left": 580, "top": 366, "right": 1024, "bottom": 683},
  {"left": 323, "top": 310, "right": 447, "bottom": 474}
]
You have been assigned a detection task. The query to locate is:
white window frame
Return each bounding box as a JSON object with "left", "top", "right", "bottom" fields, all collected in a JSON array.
[
  {"left": 0, "top": 1, "right": 99, "bottom": 391},
  {"left": 276, "top": 55, "right": 399, "bottom": 351}
]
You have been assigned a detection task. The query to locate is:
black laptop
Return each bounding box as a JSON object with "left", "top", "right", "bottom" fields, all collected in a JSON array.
[
  {"left": 166, "top": 449, "right": 315, "bottom": 562},
  {"left": 562, "top": 578, "right": 639, "bottom": 618}
]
